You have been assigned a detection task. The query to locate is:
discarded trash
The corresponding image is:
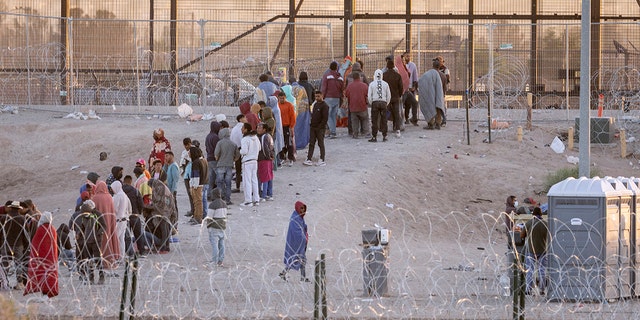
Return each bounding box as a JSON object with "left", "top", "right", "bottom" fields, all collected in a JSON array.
[
  {"left": 385, "top": 203, "right": 394, "bottom": 209},
  {"left": 215, "top": 114, "right": 226, "bottom": 122},
  {"left": 70, "top": 165, "right": 80, "bottom": 170},
  {"left": 1, "top": 105, "right": 18, "bottom": 114},
  {"left": 202, "top": 112, "right": 215, "bottom": 121},
  {"left": 567, "top": 155, "right": 579, "bottom": 164},
  {"left": 550, "top": 136, "right": 565, "bottom": 153},
  {"left": 177, "top": 103, "right": 193, "bottom": 118}
]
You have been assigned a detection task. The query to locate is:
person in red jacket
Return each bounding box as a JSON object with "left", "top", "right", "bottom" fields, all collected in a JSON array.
[
  {"left": 277, "top": 91, "right": 297, "bottom": 166},
  {"left": 344, "top": 72, "right": 371, "bottom": 139},
  {"left": 320, "top": 61, "right": 344, "bottom": 139}
]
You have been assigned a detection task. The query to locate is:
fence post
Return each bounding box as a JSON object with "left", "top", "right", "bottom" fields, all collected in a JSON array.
[
  {"left": 620, "top": 129, "right": 627, "bottom": 158},
  {"left": 118, "top": 257, "right": 131, "bottom": 320},
  {"left": 314, "top": 258, "right": 320, "bottom": 320},
  {"left": 129, "top": 254, "right": 139, "bottom": 319},
  {"left": 314, "top": 253, "right": 327, "bottom": 320}
]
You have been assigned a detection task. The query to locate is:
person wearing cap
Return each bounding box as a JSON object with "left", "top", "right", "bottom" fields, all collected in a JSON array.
[
  {"left": 149, "top": 128, "right": 172, "bottom": 167},
  {"left": 321, "top": 61, "right": 344, "bottom": 139},
  {"left": 2, "top": 201, "right": 30, "bottom": 289},
  {"left": 71, "top": 200, "right": 107, "bottom": 285},
  {"left": 418, "top": 59, "right": 445, "bottom": 130},
  {"left": 76, "top": 172, "right": 100, "bottom": 209},
  {"left": 136, "top": 159, "right": 152, "bottom": 180},
  {"left": 521, "top": 207, "right": 549, "bottom": 295},
  {"left": 279, "top": 201, "right": 309, "bottom": 282}
]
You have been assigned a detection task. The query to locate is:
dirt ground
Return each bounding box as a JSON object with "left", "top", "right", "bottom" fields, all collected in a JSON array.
[{"left": 0, "top": 105, "right": 639, "bottom": 319}]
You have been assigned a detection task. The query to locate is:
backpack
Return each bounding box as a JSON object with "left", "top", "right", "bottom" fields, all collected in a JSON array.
[{"left": 261, "top": 134, "right": 275, "bottom": 160}]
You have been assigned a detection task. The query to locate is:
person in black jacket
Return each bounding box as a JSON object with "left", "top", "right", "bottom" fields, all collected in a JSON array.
[
  {"left": 303, "top": 91, "right": 330, "bottom": 167},
  {"left": 2, "top": 201, "right": 30, "bottom": 289},
  {"left": 383, "top": 59, "right": 404, "bottom": 137}
]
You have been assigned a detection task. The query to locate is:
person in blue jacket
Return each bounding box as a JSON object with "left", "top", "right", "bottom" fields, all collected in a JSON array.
[{"left": 279, "top": 201, "right": 310, "bottom": 282}]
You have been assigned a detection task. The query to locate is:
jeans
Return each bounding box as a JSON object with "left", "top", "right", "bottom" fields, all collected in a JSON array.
[
  {"left": 350, "top": 110, "right": 370, "bottom": 137},
  {"left": 261, "top": 180, "right": 273, "bottom": 198},
  {"left": 207, "top": 228, "right": 225, "bottom": 264},
  {"left": 325, "top": 97, "right": 341, "bottom": 136},
  {"left": 525, "top": 253, "right": 547, "bottom": 292},
  {"left": 207, "top": 160, "right": 217, "bottom": 199},
  {"left": 216, "top": 166, "right": 233, "bottom": 202},
  {"left": 202, "top": 185, "right": 209, "bottom": 218}
]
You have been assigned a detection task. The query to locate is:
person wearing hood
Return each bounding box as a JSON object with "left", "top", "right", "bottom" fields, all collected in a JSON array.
[
  {"left": 279, "top": 201, "right": 309, "bottom": 282},
  {"left": 206, "top": 121, "right": 222, "bottom": 201},
  {"left": 93, "top": 181, "right": 120, "bottom": 272},
  {"left": 189, "top": 146, "right": 208, "bottom": 224},
  {"left": 147, "top": 179, "right": 177, "bottom": 253},
  {"left": 418, "top": 59, "right": 445, "bottom": 130},
  {"left": 24, "top": 211, "right": 59, "bottom": 298},
  {"left": 346, "top": 62, "right": 369, "bottom": 86},
  {"left": 230, "top": 114, "right": 247, "bottom": 193},
  {"left": 367, "top": 69, "right": 391, "bottom": 142},
  {"left": 206, "top": 188, "right": 228, "bottom": 267},
  {"left": 149, "top": 128, "right": 172, "bottom": 166},
  {"left": 383, "top": 59, "right": 404, "bottom": 138},
  {"left": 257, "top": 74, "right": 279, "bottom": 100},
  {"left": 239, "top": 123, "right": 262, "bottom": 207},
  {"left": 111, "top": 181, "right": 132, "bottom": 258},
  {"left": 3, "top": 201, "right": 30, "bottom": 289},
  {"left": 215, "top": 127, "right": 241, "bottom": 205},
  {"left": 106, "top": 166, "right": 124, "bottom": 195}
]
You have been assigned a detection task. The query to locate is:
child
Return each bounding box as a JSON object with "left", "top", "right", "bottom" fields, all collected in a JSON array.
[
  {"left": 257, "top": 122, "right": 275, "bottom": 201},
  {"left": 206, "top": 188, "right": 227, "bottom": 266}
]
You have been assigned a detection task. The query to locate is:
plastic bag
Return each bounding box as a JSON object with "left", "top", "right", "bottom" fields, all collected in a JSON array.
[{"left": 550, "top": 136, "right": 565, "bottom": 154}]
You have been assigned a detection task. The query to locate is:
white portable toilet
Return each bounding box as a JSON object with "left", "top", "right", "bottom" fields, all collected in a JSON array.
[
  {"left": 618, "top": 176, "right": 640, "bottom": 296},
  {"left": 547, "top": 177, "right": 625, "bottom": 302},
  {"left": 604, "top": 176, "right": 633, "bottom": 299}
]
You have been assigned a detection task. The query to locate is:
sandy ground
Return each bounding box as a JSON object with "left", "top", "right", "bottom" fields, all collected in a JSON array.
[{"left": 1, "top": 105, "right": 639, "bottom": 319}]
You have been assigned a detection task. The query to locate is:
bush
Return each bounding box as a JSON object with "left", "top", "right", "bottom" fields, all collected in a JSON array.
[{"left": 543, "top": 166, "right": 602, "bottom": 193}]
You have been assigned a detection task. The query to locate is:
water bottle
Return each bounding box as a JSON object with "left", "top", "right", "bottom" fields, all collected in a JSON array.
[{"left": 499, "top": 274, "right": 510, "bottom": 297}]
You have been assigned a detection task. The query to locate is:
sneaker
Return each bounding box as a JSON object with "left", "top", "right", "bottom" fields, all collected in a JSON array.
[
  {"left": 253, "top": 201, "right": 260, "bottom": 206},
  {"left": 395, "top": 130, "right": 401, "bottom": 138},
  {"left": 279, "top": 271, "right": 287, "bottom": 281},
  {"left": 404, "top": 119, "right": 410, "bottom": 124},
  {"left": 226, "top": 200, "right": 233, "bottom": 205},
  {"left": 382, "top": 136, "right": 388, "bottom": 142},
  {"left": 303, "top": 159, "right": 314, "bottom": 166},
  {"left": 316, "top": 160, "right": 326, "bottom": 166},
  {"left": 184, "top": 210, "right": 193, "bottom": 217},
  {"left": 301, "top": 277, "right": 311, "bottom": 282},
  {"left": 266, "top": 196, "right": 274, "bottom": 201},
  {"left": 240, "top": 202, "right": 253, "bottom": 207},
  {"left": 217, "top": 262, "right": 224, "bottom": 267},
  {"left": 330, "top": 134, "right": 337, "bottom": 139},
  {"left": 368, "top": 137, "right": 377, "bottom": 143},
  {"left": 288, "top": 160, "right": 294, "bottom": 167},
  {"left": 260, "top": 198, "right": 267, "bottom": 202}
]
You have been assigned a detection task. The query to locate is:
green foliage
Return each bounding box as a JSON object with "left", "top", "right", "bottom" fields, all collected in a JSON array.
[{"left": 543, "top": 166, "right": 602, "bottom": 193}]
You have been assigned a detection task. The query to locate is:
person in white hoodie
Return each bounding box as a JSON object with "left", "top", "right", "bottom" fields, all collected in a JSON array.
[
  {"left": 239, "top": 123, "right": 262, "bottom": 206},
  {"left": 111, "top": 181, "right": 132, "bottom": 258},
  {"left": 367, "top": 69, "right": 391, "bottom": 142}
]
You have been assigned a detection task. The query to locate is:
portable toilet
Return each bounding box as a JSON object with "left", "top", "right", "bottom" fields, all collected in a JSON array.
[
  {"left": 547, "top": 176, "right": 625, "bottom": 302},
  {"left": 618, "top": 176, "right": 640, "bottom": 296},
  {"left": 604, "top": 176, "right": 633, "bottom": 299}
]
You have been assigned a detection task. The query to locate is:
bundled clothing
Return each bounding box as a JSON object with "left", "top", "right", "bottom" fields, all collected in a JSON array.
[
  {"left": 418, "top": 68, "right": 445, "bottom": 128},
  {"left": 280, "top": 201, "right": 309, "bottom": 281},
  {"left": 72, "top": 201, "right": 107, "bottom": 284},
  {"left": 149, "top": 179, "right": 178, "bottom": 252}
]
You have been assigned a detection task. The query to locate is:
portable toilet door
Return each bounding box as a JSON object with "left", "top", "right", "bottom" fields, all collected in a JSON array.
[
  {"left": 622, "top": 177, "right": 640, "bottom": 297},
  {"left": 605, "top": 176, "right": 633, "bottom": 299},
  {"left": 547, "top": 177, "right": 622, "bottom": 302}
]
